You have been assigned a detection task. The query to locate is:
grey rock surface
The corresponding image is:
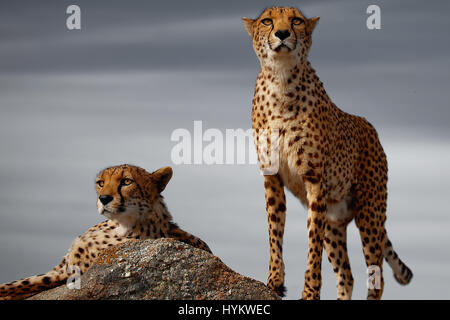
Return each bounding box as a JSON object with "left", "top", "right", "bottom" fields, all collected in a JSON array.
[{"left": 28, "top": 238, "right": 280, "bottom": 300}]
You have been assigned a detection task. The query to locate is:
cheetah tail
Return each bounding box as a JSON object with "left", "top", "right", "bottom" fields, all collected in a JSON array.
[
  {"left": 0, "top": 267, "right": 67, "bottom": 300},
  {"left": 384, "top": 234, "right": 413, "bottom": 285},
  {"left": 168, "top": 222, "right": 212, "bottom": 254}
]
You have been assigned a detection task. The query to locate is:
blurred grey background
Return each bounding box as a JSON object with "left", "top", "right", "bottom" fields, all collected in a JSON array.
[{"left": 1, "top": 0, "right": 449, "bottom": 299}]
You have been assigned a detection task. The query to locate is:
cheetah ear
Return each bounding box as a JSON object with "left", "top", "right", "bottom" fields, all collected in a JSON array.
[
  {"left": 307, "top": 16, "right": 320, "bottom": 35},
  {"left": 152, "top": 166, "right": 173, "bottom": 193},
  {"left": 242, "top": 17, "right": 255, "bottom": 37}
]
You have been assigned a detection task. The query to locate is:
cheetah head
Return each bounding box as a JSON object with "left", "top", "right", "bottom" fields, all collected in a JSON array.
[
  {"left": 95, "top": 164, "right": 172, "bottom": 224},
  {"left": 243, "top": 7, "right": 319, "bottom": 67}
]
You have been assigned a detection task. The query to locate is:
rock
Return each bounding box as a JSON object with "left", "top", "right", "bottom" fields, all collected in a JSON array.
[{"left": 28, "top": 238, "right": 280, "bottom": 300}]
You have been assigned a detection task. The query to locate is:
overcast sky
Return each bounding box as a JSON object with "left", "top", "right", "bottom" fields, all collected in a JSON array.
[{"left": 0, "top": 0, "right": 449, "bottom": 299}]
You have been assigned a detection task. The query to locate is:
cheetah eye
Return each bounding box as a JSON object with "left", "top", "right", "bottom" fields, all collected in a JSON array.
[
  {"left": 96, "top": 180, "right": 104, "bottom": 188},
  {"left": 292, "top": 17, "right": 304, "bottom": 25},
  {"left": 122, "top": 178, "right": 133, "bottom": 186},
  {"left": 261, "top": 18, "right": 272, "bottom": 26}
]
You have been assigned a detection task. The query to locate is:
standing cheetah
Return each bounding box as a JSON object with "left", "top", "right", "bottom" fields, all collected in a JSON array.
[
  {"left": 243, "top": 7, "right": 412, "bottom": 299},
  {"left": 0, "top": 164, "right": 211, "bottom": 300}
]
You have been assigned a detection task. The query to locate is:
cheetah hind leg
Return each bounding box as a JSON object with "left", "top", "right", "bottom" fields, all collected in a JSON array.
[{"left": 355, "top": 211, "right": 385, "bottom": 299}]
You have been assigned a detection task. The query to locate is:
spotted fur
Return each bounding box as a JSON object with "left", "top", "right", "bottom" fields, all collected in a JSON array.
[
  {"left": 0, "top": 164, "right": 211, "bottom": 300},
  {"left": 243, "top": 7, "right": 412, "bottom": 299}
]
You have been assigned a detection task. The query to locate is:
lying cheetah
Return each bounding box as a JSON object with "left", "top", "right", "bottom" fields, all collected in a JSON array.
[
  {"left": 243, "top": 7, "right": 412, "bottom": 299},
  {"left": 0, "top": 164, "right": 211, "bottom": 300}
]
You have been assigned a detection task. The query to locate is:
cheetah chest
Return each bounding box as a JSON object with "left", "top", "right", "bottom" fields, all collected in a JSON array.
[{"left": 277, "top": 134, "right": 309, "bottom": 205}]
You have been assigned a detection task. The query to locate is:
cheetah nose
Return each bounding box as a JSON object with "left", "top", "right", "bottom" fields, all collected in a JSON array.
[
  {"left": 99, "top": 195, "right": 113, "bottom": 205},
  {"left": 274, "top": 29, "right": 290, "bottom": 41}
]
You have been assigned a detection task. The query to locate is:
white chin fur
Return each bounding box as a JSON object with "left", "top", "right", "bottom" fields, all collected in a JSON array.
[{"left": 97, "top": 202, "right": 105, "bottom": 215}]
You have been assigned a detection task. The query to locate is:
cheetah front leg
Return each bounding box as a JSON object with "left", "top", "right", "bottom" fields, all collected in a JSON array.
[
  {"left": 263, "top": 174, "right": 287, "bottom": 297},
  {"left": 302, "top": 181, "right": 327, "bottom": 300}
]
